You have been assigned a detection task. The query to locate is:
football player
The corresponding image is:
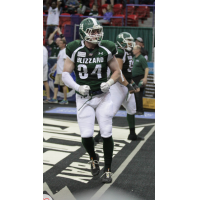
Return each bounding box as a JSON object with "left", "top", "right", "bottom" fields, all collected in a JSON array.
[
  {"left": 62, "top": 17, "right": 122, "bottom": 183},
  {"left": 94, "top": 32, "right": 144, "bottom": 142}
]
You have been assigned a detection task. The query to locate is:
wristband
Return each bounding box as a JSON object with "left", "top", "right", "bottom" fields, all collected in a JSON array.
[
  {"left": 132, "top": 82, "right": 139, "bottom": 90},
  {"left": 107, "top": 79, "right": 114, "bottom": 87},
  {"left": 126, "top": 84, "right": 134, "bottom": 92}
]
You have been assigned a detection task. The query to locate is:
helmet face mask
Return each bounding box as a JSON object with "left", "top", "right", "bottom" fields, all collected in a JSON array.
[
  {"left": 116, "top": 32, "right": 135, "bottom": 51},
  {"left": 79, "top": 18, "right": 104, "bottom": 44}
]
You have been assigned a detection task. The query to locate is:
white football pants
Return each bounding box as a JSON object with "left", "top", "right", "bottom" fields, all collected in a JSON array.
[
  {"left": 76, "top": 92, "right": 113, "bottom": 138},
  {"left": 110, "top": 82, "right": 136, "bottom": 116}
]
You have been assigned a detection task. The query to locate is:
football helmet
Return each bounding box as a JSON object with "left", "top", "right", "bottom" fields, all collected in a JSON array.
[
  {"left": 79, "top": 17, "right": 104, "bottom": 44},
  {"left": 116, "top": 32, "right": 135, "bottom": 51}
]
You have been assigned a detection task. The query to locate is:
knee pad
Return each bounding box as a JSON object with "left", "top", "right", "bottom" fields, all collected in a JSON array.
[
  {"left": 127, "top": 109, "right": 136, "bottom": 115},
  {"left": 100, "top": 125, "right": 112, "bottom": 138},
  {"left": 54, "top": 84, "right": 58, "bottom": 88},
  {"left": 81, "top": 131, "right": 94, "bottom": 138}
]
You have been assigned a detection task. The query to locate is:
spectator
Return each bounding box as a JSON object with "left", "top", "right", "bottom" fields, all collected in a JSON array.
[
  {"left": 66, "top": 0, "right": 79, "bottom": 14},
  {"left": 132, "top": 45, "right": 149, "bottom": 115},
  {"left": 101, "top": 0, "right": 114, "bottom": 7},
  {"left": 135, "top": 37, "right": 148, "bottom": 61},
  {"left": 43, "top": 46, "right": 51, "bottom": 103},
  {"left": 98, "top": 4, "right": 113, "bottom": 25},
  {"left": 77, "top": 0, "right": 91, "bottom": 15},
  {"left": 45, "top": 0, "right": 61, "bottom": 40},
  {"left": 89, "top": 4, "right": 99, "bottom": 16},
  {"left": 48, "top": 27, "right": 65, "bottom": 57},
  {"left": 49, "top": 39, "right": 69, "bottom": 104}
]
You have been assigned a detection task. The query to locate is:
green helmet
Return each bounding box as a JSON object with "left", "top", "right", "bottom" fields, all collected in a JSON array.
[
  {"left": 116, "top": 32, "right": 135, "bottom": 51},
  {"left": 79, "top": 17, "right": 104, "bottom": 44}
]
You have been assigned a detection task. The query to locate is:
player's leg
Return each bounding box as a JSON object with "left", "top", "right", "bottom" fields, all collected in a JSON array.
[
  {"left": 96, "top": 92, "right": 114, "bottom": 183},
  {"left": 76, "top": 94, "right": 100, "bottom": 175},
  {"left": 122, "top": 93, "right": 144, "bottom": 140},
  {"left": 94, "top": 82, "right": 125, "bottom": 143}
]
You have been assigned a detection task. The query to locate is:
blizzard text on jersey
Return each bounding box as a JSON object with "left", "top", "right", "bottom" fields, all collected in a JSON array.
[{"left": 77, "top": 57, "right": 104, "bottom": 64}]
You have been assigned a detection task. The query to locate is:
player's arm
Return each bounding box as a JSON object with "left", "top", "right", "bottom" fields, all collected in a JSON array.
[
  {"left": 116, "top": 58, "right": 129, "bottom": 86},
  {"left": 116, "top": 58, "right": 140, "bottom": 93},
  {"left": 48, "top": 28, "right": 58, "bottom": 45},
  {"left": 100, "top": 56, "right": 120, "bottom": 93},
  {"left": 62, "top": 57, "right": 90, "bottom": 95},
  {"left": 108, "top": 56, "right": 121, "bottom": 83}
]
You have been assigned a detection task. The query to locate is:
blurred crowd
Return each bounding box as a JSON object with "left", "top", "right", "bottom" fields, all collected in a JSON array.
[{"left": 43, "top": 0, "right": 155, "bottom": 15}]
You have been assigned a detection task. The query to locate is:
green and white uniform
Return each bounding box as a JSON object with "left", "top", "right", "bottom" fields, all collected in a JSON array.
[
  {"left": 66, "top": 39, "right": 116, "bottom": 92},
  {"left": 65, "top": 39, "right": 117, "bottom": 138},
  {"left": 115, "top": 48, "right": 134, "bottom": 84},
  {"left": 109, "top": 47, "right": 136, "bottom": 116}
]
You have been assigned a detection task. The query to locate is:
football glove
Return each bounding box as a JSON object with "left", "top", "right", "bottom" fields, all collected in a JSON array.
[
  {"left": 100, "top": 79, "right": 114, "bottom": 93},
  {"left": 78, "top": 85, "right": 90, "bottom": 95}
]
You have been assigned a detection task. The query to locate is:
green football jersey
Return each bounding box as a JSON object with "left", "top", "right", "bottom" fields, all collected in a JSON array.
[
  {"left": 115, "top": 48, "right": 134, "bottom": 83},
  {"left": 65, "top": 40, "right": 117, "bottom": 91}
]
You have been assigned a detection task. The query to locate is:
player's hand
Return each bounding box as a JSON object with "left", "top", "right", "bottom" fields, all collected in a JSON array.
[
  {"left": 78, "top": 85, "right": 90, "bottom": 95},
  {"left": 100, "top": 82, "right": 110, "bottom": 93},
  {"left": 126, "top": 84, "right": 137, "bottom": 93},
  {"left": 129, "top": 82, "right": 140, "bottom": 93}
]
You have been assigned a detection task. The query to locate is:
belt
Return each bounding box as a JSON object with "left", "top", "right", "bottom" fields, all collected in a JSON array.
[
  {"left": 76, "top": 89, "right": 103, "bottom": 98},
  {"left": 76, "top": 89, "right": 104, "bottom": 111}
]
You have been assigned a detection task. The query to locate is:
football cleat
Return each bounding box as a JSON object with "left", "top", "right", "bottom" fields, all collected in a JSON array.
[
  {"left": 88, "top": 153, "right": 100, "bottom": 176},
  {"left": 128, "top": 134, "right": 144, "bottom": 141},
  {"left": 101, "top": 169, "right": 113, "bottom": 183}
]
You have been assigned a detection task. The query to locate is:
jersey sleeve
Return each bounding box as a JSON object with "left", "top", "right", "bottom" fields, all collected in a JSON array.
[
  {"left": 141, "top": 56, "right": 148, "bottom": 69},
  {"left": 65, "top": 41, "right": 80, "bottom": 62},
  {"left": 65, "top": 42, "right": 73, "bottom": 60},
  {"left": 65, "top": 40, "right": 83, "bottom": 62},
  {"left": 115, "top": 48, "right": 124, "bottom": 59},
  {"left": 100, "top": 40, "right": 117, "bottom": 62},
  {"left": 109, "top": 41, "right": 117, "bottom": 57}
]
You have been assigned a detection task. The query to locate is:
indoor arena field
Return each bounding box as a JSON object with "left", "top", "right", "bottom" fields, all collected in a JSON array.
[{"left": 43, "top": 102, "right": 155, "bottom": 200}]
